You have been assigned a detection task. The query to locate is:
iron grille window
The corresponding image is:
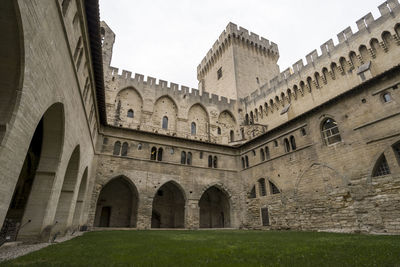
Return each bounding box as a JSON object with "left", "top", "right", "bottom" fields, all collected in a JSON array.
[
  {"left": 258, "top": 179, "right": 267, "bottom": 196},
  {"left": 269, "top": 181, "right": 280, "bottom": 194},
  {"left": 394, "top": 144, "right": 400, "bottom": 164},
  {"left": 249, "top": 186, "right": 256, "bottom": 199},
  {"left": 373, "top": 155, "right": 391, "bottom": 177},
  {"left": 322, "top": 118, "right": 342, "bottom": 145}
]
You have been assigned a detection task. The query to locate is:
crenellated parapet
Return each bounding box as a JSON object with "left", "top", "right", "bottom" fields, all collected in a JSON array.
[
  {"left": 197, "top": 22, "right": 279, "bottom": 80},
  {"left": 242, "top": 0, "right": 400, "bottom": 107},
  {"left": 108, "top": 67, "right": 237, "bottom": 109}
]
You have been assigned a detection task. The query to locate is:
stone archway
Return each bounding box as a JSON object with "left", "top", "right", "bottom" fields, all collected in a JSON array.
[
  {"left": 199, "top": 186, "right": 231, "bottom": 228},
  {"left": 53, "top": 146, "right": 81, "bottom": 233},
  {"left": 1, "top": 103, "right": 65, "bottom": 242},
  {"left": 72, "top": 168, "right": 88, "bottom": 228},
  {"left": 151, "top": 182, "right": 185, "bottom": 228},
  {"left": 94, "top": 177, "right": 139, "bottom": 228}
]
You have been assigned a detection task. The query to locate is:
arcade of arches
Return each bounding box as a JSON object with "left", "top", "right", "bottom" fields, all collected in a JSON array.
[{"left": 92, "top": 180, "right": 232, "bottom": 229}]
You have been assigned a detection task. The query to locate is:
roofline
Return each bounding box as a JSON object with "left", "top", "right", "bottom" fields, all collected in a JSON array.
[{"left": 84, "top": 0, "right": 107, "bottom": 125}]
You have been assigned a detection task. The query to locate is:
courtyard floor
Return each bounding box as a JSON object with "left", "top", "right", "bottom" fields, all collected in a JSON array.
[{"left": 1, "top": 230, "right": 400, "bottom": 266}]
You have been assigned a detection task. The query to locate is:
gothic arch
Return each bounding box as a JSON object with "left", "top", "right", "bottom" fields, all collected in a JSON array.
[
  {"left": 151, "top": 180, "right": 186, "bottom": 228},
  {"left": 188, "top": 103, "right": 209, "bottom": 138},
  {"left": 294, "top": 162, "right": 349, "bottom": 196},
  {"left": 0, "top": 0, "right": 24, "bottom": 144},
  {"left": 115, "top": 87, "right": 143, "bottom": 124},
  {"left": 94, "top": 175, "right": 139, "bottom": 228},
  {"left": 153, "top": 95, "right": 178, "bottom": 132},
  {"left": 198, "top": 185, "right": 231, "bottom": 228}
]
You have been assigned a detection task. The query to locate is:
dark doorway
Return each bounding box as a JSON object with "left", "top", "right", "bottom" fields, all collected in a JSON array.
[
  {"left": 151, "top": 182, "right": 185, "bottom": 228},
  {"left": 199, "top": 186, "right": 231, "bottom": 228},
  {"left": 99, "top": 207, "right": 111, "bottom": 227},
  {"left": 94, "top": 177, "right": 138, "bottom": 228}
]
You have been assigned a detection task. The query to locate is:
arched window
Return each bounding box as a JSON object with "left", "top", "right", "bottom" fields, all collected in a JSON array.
[
  {"left": 157, "top": 148, "right": 163, "bottom": 161},
  {"left": 265, "top": 147, "right": 270, "bottom": 160},
  {"left": 250, "top": 112, "right": 254, "bottom": 124},
  {"left": 191, "top": 122, "right": 196, "bottom": 135},
  {"left": 162, "top": 116, "right": 168, "bottom": 129},
  {"left": 373, "top": 154, "right": 391, "bottom": 177},
  {"left": 138, "top": 143, "right": 142, "bottom": 150},
  {"left": 181, "top": 151, "right": 186, "bottom": 164},
  {"left": 245, "top": 114, "right": 249, "bottom": 125},
  {"left": 290, "top": 136, "right": 296, "bottom": 150},
  {"left": 187, "top": 152, "right": 192, "bottom": 165},
  {"left": 284, "top": 138, "right": 291, "bottom": 153},
  {"left": 260, "top": 148, "right": 265, "bottom": 161},
  {"left": 230, "top": 130, "right": 234, "bottom": 142},
  {"left": 213, "top": 156, "right": 218, "bottom": 168},
  {"left": 245, "top": 156, "right": 249, "bottom": 168},
  {"left": 321, "top": 118, "right": 342, "bottom": 145},
  {"left": 217, "top": 127, "right": 221, "bottom": 135},
  {"left": 113, "top": 141, "right": 121, "bottom": 156},
  {"left": 150, "top": 147, "right": 157, "bottom": 160},
  {"left": 241, "top": 128, "right": 245, "bottom": 139},
  {"left": 121, "top": 142, "right": 128, "bottom": 156},
  {"left": 208, "top": 155, "right": 213, "bottom": 168},
  {"left": 258, "top": 179, "right": 266, "bottom": 196},
  {"left": 127, "top": 109, "right": 134, "bottom": 118},
  {"left": 269, "top": 181, "right": 280, "bottom": 194},
  {"left": 242, "top": 157, "right": 245, "bottom": 169}
]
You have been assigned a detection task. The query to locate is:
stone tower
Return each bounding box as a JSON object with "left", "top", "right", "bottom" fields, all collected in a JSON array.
[{"left": 197, "top": 22, "right": 280, "bottom": 100}]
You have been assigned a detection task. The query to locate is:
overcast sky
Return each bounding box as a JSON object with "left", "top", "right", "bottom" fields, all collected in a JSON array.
[{"left": 99, "top": 0, "right": 383, "bottom": 88}]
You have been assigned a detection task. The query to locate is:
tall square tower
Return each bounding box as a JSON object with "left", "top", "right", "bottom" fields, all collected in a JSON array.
[{"left": 197, "top": 23, "right": 280, "bottom": 100}]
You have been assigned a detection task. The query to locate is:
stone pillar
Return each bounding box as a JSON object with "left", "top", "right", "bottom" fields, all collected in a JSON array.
[
  {"left": 137, "top": 197, "right": 152, "bottom": 229},
  {"left": 186, "top": 199, "right": 200, "bottom": 229}
]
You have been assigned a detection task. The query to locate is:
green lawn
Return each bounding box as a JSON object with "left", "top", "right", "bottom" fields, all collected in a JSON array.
[{"left": 2, "top": 230, "right": 400, "bottom": 266}]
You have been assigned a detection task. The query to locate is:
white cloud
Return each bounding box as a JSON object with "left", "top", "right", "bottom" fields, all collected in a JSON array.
[{"left": 99, "top": 0, "right": 383, "bottom": 88}]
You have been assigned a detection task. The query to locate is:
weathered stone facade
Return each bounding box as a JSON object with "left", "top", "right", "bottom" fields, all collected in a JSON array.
[{"left": 1, "top": 0, "right": 400, "bottom": 243}]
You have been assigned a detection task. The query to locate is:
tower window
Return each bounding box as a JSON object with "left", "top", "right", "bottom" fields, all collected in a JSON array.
[
  {"left": 290, "top": 136, "right": 296, "bottom": 150},
  {"left": 127, "top": 109, "right": 134, "bottom": 118},
  {"left": 121, "top": 142, "right": 129, "bottom": 157},
  {"left": 150, "top": 147, "right": 157, "bottom": 160},
  {"left": 217, "top": 127, "right": 221, "bottom": 135},
  {"left": 157, "top": 148, "right": 163, "bottom": 161},
  {"left": 284, "top": 138, "right": 290, "bottom": 153},
  {"left": 217, "top": 67, "right": 222, "bottom": 80},
  {"left": 208, "top": 156, "right": 213, "bottom": 168},
  {"left": 113, "top": 141, "right": 121, "bottom": 156},
  {"left": 301, "top": 128, "right": 307, "bottom": 136},
  {"left": 187, "top": 152, "right": 192, "bottom": 165},
  {"left": 230, "top": 130, "right": 234, "bottom": 142}
]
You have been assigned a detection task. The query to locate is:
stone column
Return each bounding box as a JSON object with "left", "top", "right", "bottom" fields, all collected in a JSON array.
[{"left": 186, "top": 199, "right": 200, "bottom": 229}]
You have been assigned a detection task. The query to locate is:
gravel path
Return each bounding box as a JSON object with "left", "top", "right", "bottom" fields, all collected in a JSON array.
[{"left": 0, "top": 232, "right": 84, "bottom": 263}]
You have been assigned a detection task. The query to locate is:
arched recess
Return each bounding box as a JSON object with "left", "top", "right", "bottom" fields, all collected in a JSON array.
[
  {"left": 188, "top": 104, "right": 209, "bottom": 138},
  {"left": 94, "top": 176, "right": 139, "bottom": 228},
  {"left": 115, "top": 87, "right": 143, "bottom": 124},
  {"left": 152, "top": 96, "right": 178, "bottom": 132},
  {"left": 218, "top": 110, "right": 236, "bottom": 143},
  {"left": 151, "top": 181, "right": 186, "bottom": 228},
  {"left": 199, "top": 186, "right": 231, "bottom": 228},
  {"left": 72, "top": 167, "right": 88, "bottom": 227},
  {"left": 0, "top": 0, "right": 24, "bottom": 143},
  {"left": 53, "top": 145, "right": 81, "bottom": 231},
  {"left": 5, "top": 103, "right": 65, "bottom": 240},
  {"left": 295, "top": 163, "right": 348, "bottom": 197}
]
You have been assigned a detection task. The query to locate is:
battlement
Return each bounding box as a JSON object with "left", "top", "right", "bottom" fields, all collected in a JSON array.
[
  {"left": 197, "top": 22, "right": 279, "bottom": 77},
  {"left": 242, "top": 0, "right": 400, "bottom": 105},
  {"left": 109, "top": 67, "right": 237, "bottom": 108}
]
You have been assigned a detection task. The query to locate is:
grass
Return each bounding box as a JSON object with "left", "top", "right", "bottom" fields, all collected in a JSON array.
[{"left": 2, "top": 230, "right": 400, "bottom": 266}]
